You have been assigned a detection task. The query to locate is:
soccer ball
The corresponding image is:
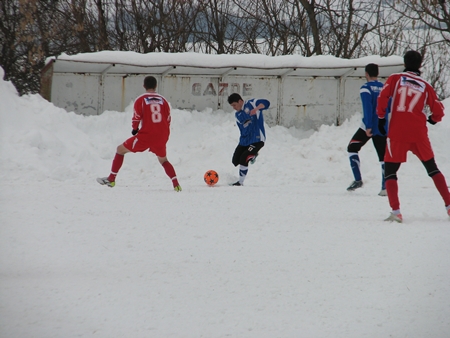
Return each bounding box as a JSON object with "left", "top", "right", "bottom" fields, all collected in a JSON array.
[{"left": 204, "top": 170, "right": 219, "bottom": 186}]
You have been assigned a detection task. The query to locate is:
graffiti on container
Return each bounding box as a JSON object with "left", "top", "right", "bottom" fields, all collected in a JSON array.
[{"left": 192, "top": 83, "right": 253, "bottom": 96}]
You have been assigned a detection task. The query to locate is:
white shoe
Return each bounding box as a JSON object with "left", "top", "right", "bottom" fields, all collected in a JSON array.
[
  {"left": 378, "top": 189, "right": 387, "bottom": 196},
  {"left": 384, "top": 212, "right": 402, "bottom": 223},
  {"left": 97, "top": 177, "right": 115, "bottom": 187}
]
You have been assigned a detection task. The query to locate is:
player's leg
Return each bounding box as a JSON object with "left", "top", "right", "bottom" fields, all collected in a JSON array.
[
  {"left": 421, "top": 158, "right": 450, "bottom": 210},
  {"left": 155, "top": 143, "right": 181, "bottom": 191},
  {"left": 413, "top": 139, "right": 450, "bottom": 214},
  {"left": 347, "top": 128, "right": 369, "bottom": 190},
  {"left": 372, "top": 135, "right": 387, "bottom": 195},
  {"left": 234, "top": 142, "right": 264, "bottom": 186},
  {"left": 384, "top": 162, "right": 402, "bottom": 222},
  {"left": 383, "top": 139, "right": 408, "bottom": 222},
  {"left": 247, "top": 142, "right": 264, "bottom": 165},
  {"left": 97, "top": 143, "right": 131, "bottom": 187},
  {"left": 232, "top": 145, "right": 246, "bottom": 167},
  {"left": 231, "top": 145, "right": 246, "bottom": 186},
  {"left": 109, "top": 144, "right": 129, "bottom": 180}
]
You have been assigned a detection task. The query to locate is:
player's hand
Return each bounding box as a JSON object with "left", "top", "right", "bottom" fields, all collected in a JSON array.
[
  {"left": 427, "top": 116, "right": 437, "bottom": 125},
  {"left": 132, "top": 128, "right": 139, "bottom": 135},
  {"left": 250, "top": 104, "right": 265, "bottom": 116},
  {"left": 365, "top": 128, "right": 373, "bottom": 137},
  {"left": 378, "top": 118, "right": 386, "bottom": 135}
]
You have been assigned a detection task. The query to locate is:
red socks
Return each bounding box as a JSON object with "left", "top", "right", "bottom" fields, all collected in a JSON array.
[
  {"left": 107, "top": 153, "right": 124, "bottom": 182},
  {"left": 386, "top": 173, "right": 450, "bottom": 211},
  {"left": 162, "top": 161, "right": 179, "bottom": 187},
  {"left": 431, "top": 172, "right": 450, "bottom": 206},
  {"left": 385, "top": 179, "right": 400, "bottom": 211},
  {"left": 107, "top": 155, "right": 179, "bottom": 187}
]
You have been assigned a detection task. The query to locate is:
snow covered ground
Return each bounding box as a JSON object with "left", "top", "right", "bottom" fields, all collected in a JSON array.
[{"left": 1, "top": 67, "right": 450, "bottom": 338}]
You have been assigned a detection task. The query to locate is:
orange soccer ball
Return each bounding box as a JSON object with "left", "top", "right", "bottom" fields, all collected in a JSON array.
[{"left": 204, "top": 170, "right": 219, "bottom": 186}]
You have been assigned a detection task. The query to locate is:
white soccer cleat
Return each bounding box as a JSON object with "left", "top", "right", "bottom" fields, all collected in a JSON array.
[
  {"left": 378, "top": 189, "right": 387, "bottom": 196},
  {"left": 384, "top": 212, "right": 403, "bottom": 223},
  {"left": 96, "top": 177, "right": 115, "bottom": 187}
]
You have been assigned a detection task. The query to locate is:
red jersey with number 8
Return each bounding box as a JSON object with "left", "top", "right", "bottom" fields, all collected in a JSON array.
[
  {"left": 132, "top": 92, "right": 171, "bottom": 142},
  {"left": 376, "top": 71, "right": 444, "bottom": 143}
]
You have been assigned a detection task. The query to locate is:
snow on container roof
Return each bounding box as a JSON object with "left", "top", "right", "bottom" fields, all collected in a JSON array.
[{"left": 45, "top": 51, "right": 404, "bottom": 78}]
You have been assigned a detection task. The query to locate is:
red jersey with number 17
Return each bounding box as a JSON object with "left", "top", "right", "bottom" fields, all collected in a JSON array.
[
  {"left": 376, "top": 71, "right": 444, "bottom": 143},
  {"left": 132, "top": 92, "right": 171, "bottom": 142}
]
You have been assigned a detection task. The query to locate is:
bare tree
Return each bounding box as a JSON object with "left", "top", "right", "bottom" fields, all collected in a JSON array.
[
  {"left": 319, "top": 0, "right": 383, "bottom": 58},
  {"left": 233, "top": 0, "right": 315, "bottom": 56},
  {"left": 391, "top": 0, "right": 450, "bottom": 43},
  {"left": 94, "top": 0, "right": 111, "bottom": 50},
  {"left": 294, "top": 0, "right": 324, "bottom": 55},
  {"left": 193, "top": 0, "right": 244, "bottom": 54},
  {"left": 1, "top": 0, "right": 22, "bottom": 89},
  {"left": 1, "top": 0, "right": 64, "bottom": 94},
  {"left": 362, "top": 4, "right": 409, "bottom": 57},
  {"left": 1, "top": 0, "right": 450, "bottom": 97}
]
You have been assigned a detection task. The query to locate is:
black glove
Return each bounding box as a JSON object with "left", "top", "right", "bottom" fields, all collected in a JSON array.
[
  {"left": 378, "top": 118, "right": 386, "bottom": 135},
  {"left": 132, "top": 128, "right": 139, "bottom": 135},
  {"left": 427, "top": 116, "right": 437, "bottom": 125}
]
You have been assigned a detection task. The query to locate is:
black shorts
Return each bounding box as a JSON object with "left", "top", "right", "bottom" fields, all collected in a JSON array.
[
  {"left": 232, "top": 142, "right": 264, "bottom": 166},
  {"left": 347, "top": 128, "right": 386, "bottom": 162}
]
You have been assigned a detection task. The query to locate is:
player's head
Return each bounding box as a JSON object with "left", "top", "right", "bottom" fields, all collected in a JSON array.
[
  {"left": 404, "top": 50, "right": 422, "bottom": 71},
  {"left": 228, "top": 93, "right": 244, "bottom": 111},
  {"left": 144, "top": 76, "right": 157, "bottom": 90},
  {"left": 365, "top": 63, "right": 379, "bottom": 78}
]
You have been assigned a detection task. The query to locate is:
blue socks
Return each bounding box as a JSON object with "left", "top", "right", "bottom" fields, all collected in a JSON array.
[
  {"left": 239, "top": 165, "right": 248, "bottom": 184},
  {"left": 349, "top": 153, "right": 361, "bottom": 181}
]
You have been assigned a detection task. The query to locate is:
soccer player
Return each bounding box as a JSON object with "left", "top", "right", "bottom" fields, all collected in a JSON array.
[
  {"left": 97, "top": 76, "right": 181, "bottom": 191},
  {"left": 346, "top": 63, "right": 387, "bottom": 196},
  {"left": 377, "top": 50, "right": 450, "bottom": 222},
  {"left": 227, "top": 93, "right": 270, "bottom": 186}
]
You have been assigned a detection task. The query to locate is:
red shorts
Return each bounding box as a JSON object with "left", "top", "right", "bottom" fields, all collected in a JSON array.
[
  {"left": 385, "top": 137, "right": 434, "bottom": 163},
  {"left": 123, "top": 135, "right": 167, "bottom": 157}
]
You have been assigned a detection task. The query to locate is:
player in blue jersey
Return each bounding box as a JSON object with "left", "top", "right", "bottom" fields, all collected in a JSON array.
[
  {"left": 227, "top": 93, "right": 270, "bottom": 186},
  {"left": 346, "top": 63, "right": 387, "bottom": 196}
]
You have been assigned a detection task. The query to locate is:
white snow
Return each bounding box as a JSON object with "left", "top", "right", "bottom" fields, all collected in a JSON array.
[
  {"left": 1, "top": 64, "right": 450, "bottom": 338},
  {"left": 50, "top": 51, "right": 403, "bottom": 69}
]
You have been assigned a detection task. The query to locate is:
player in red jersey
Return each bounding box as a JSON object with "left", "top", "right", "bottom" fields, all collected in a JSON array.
[
  {"left": 97, "top": 76, "right": 181, "bottom": 191},
  {"left": 377, "top": 50, "right": 450, "bottom": 222}
]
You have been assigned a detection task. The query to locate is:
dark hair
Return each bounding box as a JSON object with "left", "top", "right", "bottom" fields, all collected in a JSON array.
[
  {"left": 404, "top": 50, "right": 422, "bottom": 71},
  {"left": 144, "top": 76, "right": 157, "bottom": 90},
  {"left": 365, "top": 63, "right": 379, "bottom": 77},
  {"left": 227, "top": 93, "right": 242, "bottom": 104}
]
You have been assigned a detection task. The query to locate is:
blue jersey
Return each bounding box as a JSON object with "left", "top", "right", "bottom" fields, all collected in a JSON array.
[
  {"left": 235, "top": 98, "right": 269, "bottom": 146},
  {"left": 360, "top": 80, "right": 384, "bottom": 136}
]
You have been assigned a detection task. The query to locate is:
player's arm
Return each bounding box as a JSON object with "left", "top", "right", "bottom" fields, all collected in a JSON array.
[
  {"left": 250, "top": 99, "right": 270, "bottom": 116},
  {"left": 132, "top": 97, "right": 143, "bottom": 130},
  {"left": 426, "top": 87, "right": 445, "bottom": 124},
  {"left": 254, "top": 99, "right": 270, "bottom": 109},
  {"left": 236, "top": 111, "right": 252, "bottom": 128},
  {"left": 376, "top": 78, "right": 394, "bottom": 119},
  {"left": 360, "top": 86, "right": 373, "bottom": 130},
  {"left": 164, "top": 101, "right": 172, "bottom": 125}
]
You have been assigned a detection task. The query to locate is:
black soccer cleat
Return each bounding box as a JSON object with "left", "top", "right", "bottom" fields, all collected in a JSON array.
[
  {"left": 230, "top": 181, "right": 243, "bottom": 186},
  {"left": 347, "top": 180, "right": 363, "bottom": 191}
]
